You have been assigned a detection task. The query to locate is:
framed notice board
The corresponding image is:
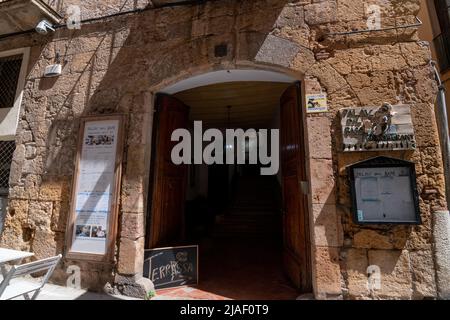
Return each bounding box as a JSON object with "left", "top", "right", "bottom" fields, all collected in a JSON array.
[
  {"left": 143, "top": 245, "right": 199, "bottom": 290},
  {"left": 348, "top": 156, "right": 421, "bottom": 225},
  {"left": 66, "top": 115, "right": 125, "bottom": 262}
]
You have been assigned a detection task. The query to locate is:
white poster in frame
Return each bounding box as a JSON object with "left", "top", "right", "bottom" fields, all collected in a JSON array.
[
  {"left": 348, "top": 156, "right": 421, "bottom": 225},
  {"left": 67, "top": 115, "right": 124, "bottom": 261}
]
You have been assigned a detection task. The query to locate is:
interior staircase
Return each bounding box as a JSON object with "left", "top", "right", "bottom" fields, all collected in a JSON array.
[{"left": 212, "top": 174, "right": 282, "bottom": 238}]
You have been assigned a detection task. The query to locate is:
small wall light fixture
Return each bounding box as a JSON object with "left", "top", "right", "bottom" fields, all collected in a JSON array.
[
  {"left": 35, "top": 20, "right": 56, "bottom": 35},
  {"left": 44, "top": 52, "right": 62, "bottom": 77}
]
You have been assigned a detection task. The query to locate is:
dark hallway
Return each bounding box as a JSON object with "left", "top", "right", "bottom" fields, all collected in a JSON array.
[
  {"left": 152, "top": 80, "right": 303, "bottom": 300},
  {"left": 156, "top": 174, "right": 299, "bottom": 300}
]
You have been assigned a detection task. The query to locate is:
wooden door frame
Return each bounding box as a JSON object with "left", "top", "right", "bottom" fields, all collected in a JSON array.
[
  {"left": 145, "top": 93, "right": 189, "bottom": 249},
  {"left": 282, "top": 81, "right": 312, "bottom": 292},
  {"left": 144, "top": 93, "right": 161, "bottom": 249},
  {"left": 143, "top": 75, "right": 313, "bottom": 291}
]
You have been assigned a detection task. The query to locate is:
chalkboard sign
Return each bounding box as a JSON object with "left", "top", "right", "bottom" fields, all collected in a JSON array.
[
  {"left": 143, "top": 245, "right": 198, "bottom": 289},
  {"left": 348, "top": 156, "right": 421, "bottom": 225}
]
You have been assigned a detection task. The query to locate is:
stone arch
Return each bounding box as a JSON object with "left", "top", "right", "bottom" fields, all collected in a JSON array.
[
  {"left": 115, "top": 53, "right": 342, "bottom": 298},
  {"left": 60, "top": 3, "right": 344, "bottom": 296}
]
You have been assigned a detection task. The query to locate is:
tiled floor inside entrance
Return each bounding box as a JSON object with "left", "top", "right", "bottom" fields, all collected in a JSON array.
[
  {"left": 153, "top": 237, "right": 300, "bottom": 300},
  {"left": 154, "top": 175, "right": 301, "bottom": 300}
]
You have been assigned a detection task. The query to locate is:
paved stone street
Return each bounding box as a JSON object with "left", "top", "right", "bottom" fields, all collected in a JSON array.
[{"left": 0, "top": 276, "right": 140, "bottom": 300}]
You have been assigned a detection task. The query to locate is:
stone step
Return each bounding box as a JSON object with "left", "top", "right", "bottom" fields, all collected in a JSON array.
[
  {"left": 229, "top": 203, "right": 279, "bottom": 212},
  {"left": 228, "top": 210, "right": 279, "bottom": 216},
  {"left": 212, "top": 214, "right": 281, "bottom": 237},
  {"left": 212, "top": 226, "right": 281, "bottom": 237},
  {"left": 216, "top": 214, "right": 280, "bottom": 223}
]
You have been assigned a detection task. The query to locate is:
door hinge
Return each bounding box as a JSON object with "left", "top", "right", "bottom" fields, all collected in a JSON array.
[{"left": 299, "top": 181, "right": 309, "bottom": 195}]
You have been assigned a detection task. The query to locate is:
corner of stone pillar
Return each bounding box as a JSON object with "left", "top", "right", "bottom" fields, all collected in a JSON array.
[
  {"left": 114, "top": 212, "right": 149, "bottom": 298},
  {"left": 306, "top": 118, "right": 343, "bottom": 300},
  {"left": 432, "top": 209, "right": 450, "bottom": 300},
  {"left": 311, "top": 245, "right": 343, "bottom": 300},
  {"left": 114, "top": 229, "right": 150, "bottom": 298},
  {"left": 114, "top": 273, "right": 154, "bottom": 299}
]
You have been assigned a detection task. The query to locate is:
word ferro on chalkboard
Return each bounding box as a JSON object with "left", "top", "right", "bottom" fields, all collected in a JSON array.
[
  {"left": 150, "top": 258, "right": 194, "bottom": 283},
  {"left": 143, "top": 246, "right": 198, "bottom": 289}
]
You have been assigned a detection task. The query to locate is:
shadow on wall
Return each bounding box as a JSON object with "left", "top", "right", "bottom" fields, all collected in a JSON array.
[
  {"left": 4, "top": 0, "right": 427, "bottom": 295},
  {"left": 330, "top": 112, "right": 431, "bottom": 299},
  {"left": 6, "top": 0, "right": 338, "bottom": 291}
]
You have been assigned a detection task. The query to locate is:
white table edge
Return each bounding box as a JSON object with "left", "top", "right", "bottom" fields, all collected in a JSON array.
[{"left": 0, "top": 248, "right": 35, "bottom": 265}]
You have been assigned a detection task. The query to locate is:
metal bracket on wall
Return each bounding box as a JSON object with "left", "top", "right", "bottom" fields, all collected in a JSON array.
[{"left": 327, "top": 16, "right": 423, "bottom": 37}]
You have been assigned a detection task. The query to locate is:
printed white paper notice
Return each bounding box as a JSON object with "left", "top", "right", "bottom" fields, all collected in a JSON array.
[
  {"left": 71, "top": 120, "right": 119, "bottom": 255},
  {"left": 353, "top": 166, "right": 416, "bottom": 223},
  {"left": 360, "top": 177, "right": 379, "bottom": 201}
]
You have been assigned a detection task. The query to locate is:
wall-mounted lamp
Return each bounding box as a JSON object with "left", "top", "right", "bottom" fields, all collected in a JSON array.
[
  {"left": 35, "top": 20, "right": 55, "bottom": 35},
  {"left": 44, "top": 52, "right": 62, "bottom": 77}
]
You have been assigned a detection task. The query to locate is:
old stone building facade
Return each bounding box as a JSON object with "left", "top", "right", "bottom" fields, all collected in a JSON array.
[{"left": 0, "top": 0, "right": 449, "bottom": 300}]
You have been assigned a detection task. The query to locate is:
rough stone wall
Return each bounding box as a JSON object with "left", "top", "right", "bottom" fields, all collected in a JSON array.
[
  {"left": 0, "top": 0, "right": 444, "bottom": 299},
  {"left": 42, "top": 0, "right": 150, "bottom": 19}
]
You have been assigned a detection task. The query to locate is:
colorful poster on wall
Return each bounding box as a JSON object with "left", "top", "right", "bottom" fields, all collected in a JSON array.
[
  {"left": 306, "top": 93, "right": 328, "bottom": 113},
  {"left": 69, "top": 118, "right": 121, "bottom": 256}
]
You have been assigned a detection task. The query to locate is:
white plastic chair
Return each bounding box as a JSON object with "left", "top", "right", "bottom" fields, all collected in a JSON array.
[{"left": 0, "top": 254, "right": 62, "bottom": 300}]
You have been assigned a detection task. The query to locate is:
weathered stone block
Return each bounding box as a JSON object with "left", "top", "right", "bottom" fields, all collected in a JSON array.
[
  {"left": 337, "top": 0, "right": 365, "bottom": 22},
  {"left": 421, "top": 146, "right": 444, "bottom": 175},
  {"left": 50, "top": 200, "right": 69, "bottom": 233},
  {"left": 255, "top": 34, "right": 300, "bottom": 67},
  {"left": 312, "top": 203, "right": 343, "bottom": 247},
  {"left": 307, "top": 62, "right": 348, "bottom": 95},
  {"left": 400, "top": 42, "right": 432, "bottom": 68},
  {"left": 313, "top": 246, "right": 342, "bottom": 298},
  {"left": 368, "top": 250, "right": 413, "bottom": 299},
  {"left": 432, "top": 210, "right": 450, "bottom": 299},
  {"left": 290, "top": 46, "right": 316, "bottom": 72},
  {"left": 310, "top": 159, "right": 336, "bottom": 204},
  {"left": 126, "top": 145, "right": 147, "bottom": 177},
  {"left": 117, "top": 237, "right": 145, "bottom": 275},
  {"left": 114, "top": 274, "right": 154, "bottom": 298},
  {"left": 307, "top": 116, "right": 333, "bottom": 159},
  {"left": 121, "top": 176, "right": 146, "bottom": 214},
  {"left": 345, "top": 71, "right": 398, "bottom": 106},
  {"left": 411, "top": 105, "right": 440, "bottom": 148},
  {"left": 0, "top": 199, "right": 29, "bottom": 249},
  {"left": 409, "top": 248, "right": 437, "bottom": 299},
  {"left": 39, "top": 180, "right": 65, "bottom": 201},
  {"left": 120, "top": 212, "right": 145, "bottom": 240},
  {"left": 305, "top": 1, "right": 338, "bottom": 25},
  {"left": 127, "top": 113, "right": 152, "bottom": 146},
  {"left": 413, "top": 67, "right": 439, "bottom": 104},
  {"left": 353, "top": 230, "right": 393, "bottom": 250},
  {"left": 31, "top": 229, "right": 57, "bottom": 260},
  {"left": 28, "top": 201, "right": 53, "bottom": 230},
  {"left": 275, "top": 4, "right": 305, "bottom": 28},
  {"left": 345, "top": 248, "right": 369, "bottom": 298},
  {"left": 9, "top": 144, "right": 25, "bottom": 186}
]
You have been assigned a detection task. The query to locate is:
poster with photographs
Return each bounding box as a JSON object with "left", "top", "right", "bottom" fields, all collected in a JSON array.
[{"left": 70, "top": 119, "right": 120, "bottom": 255}]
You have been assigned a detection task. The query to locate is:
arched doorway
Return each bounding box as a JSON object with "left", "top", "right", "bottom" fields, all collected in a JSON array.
[{"left": 145, "top": 68, "right": 311, "bottom": 299}]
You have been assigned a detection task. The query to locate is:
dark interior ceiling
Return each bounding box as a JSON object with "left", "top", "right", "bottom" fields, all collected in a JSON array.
[{"left": 174, "top": 81, "right": 292, "bottom": 129}]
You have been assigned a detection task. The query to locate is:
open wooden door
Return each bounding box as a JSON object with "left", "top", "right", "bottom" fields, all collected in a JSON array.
[
  {"left": 146, "top": 93, "right": 190, "bottom": 248},
  {"left": 280, "top": 82, "right": 312, "bottom": 292}
]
